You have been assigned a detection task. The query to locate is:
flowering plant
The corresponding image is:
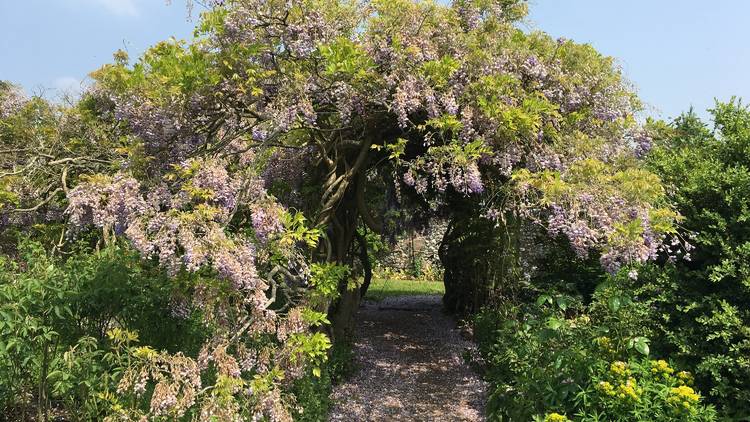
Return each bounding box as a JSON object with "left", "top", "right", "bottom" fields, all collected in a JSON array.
[
  {"left": 474, "top": 277, "right": 716, "bottom": 422},
  {"left": 0, "top": 0, "right": 691, "bottom": 419}
]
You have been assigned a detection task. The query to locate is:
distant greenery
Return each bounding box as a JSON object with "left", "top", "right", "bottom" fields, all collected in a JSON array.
[{"left": 363, "top": 278, "right": 445, "bottom": 302}]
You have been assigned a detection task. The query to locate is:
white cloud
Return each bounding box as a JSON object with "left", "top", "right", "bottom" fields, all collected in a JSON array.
[{"left": 90, "top": 0, "right": 139, "bottom": 17}]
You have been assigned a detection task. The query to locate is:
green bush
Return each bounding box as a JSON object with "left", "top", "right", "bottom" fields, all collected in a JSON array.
[
  {"left": 289, "top": 336, "right": 354, "bottom": 422},
  {"left": 474, "top": 282, "right": 716, "bottom": 422},
  {"left": 291, "top": 368, "right": 332, "bottom": 422},
  {"left": 327, "top": 336, "right": 356, "bottom": 386},
  {"left": 640, "top": 101, "right": 750, "bottom": 416},
  {"left": 0, "top": 241, "right": 207, "bottom": 420},
  {"left": 475, "top": 100, "right": 750, "bottom": 420}
]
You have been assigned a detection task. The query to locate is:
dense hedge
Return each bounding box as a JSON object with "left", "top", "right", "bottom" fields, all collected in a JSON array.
[{"left": 639, "top": 102, "right": 750, "bottom": 417}]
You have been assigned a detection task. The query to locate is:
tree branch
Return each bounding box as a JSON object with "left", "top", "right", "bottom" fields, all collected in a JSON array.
[{"left": 12, "top": 188, "right": 62, "bottom": 213}]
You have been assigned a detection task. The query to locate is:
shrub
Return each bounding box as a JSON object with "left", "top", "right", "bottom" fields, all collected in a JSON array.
[
  {"left": 289, "top": 336, "right": 354, "bottom": 422},
  {"left": 640, "top": 102, "right": 750, "bottom": 416},
  {"left": 474, "top": 281, "right": 716, "bottom": 422},
  {"left": 0, "top": 241, "right": 206, "bottom": 420},
  {"left": 0, "top": 241, "right": 118, "bottom": 420},
  {"left": 291, "top": 368, "right": 332, "bottom": 422},
  {"left": 564, "top": 358, "right": 716, "bottom": 421}
]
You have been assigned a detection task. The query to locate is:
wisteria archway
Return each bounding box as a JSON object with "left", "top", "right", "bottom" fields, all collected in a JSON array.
[{"left": 0, "top": 0, "right": 683, "bottom": 419}]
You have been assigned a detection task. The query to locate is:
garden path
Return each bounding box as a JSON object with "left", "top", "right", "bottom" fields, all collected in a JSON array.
[{"left": 328, "top": 295, "right": 487, "bottom": 421}]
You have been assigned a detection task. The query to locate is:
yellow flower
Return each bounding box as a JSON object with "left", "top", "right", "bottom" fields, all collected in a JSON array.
[
  {"left": 544, "top": 413, "right": 570, "bottom": 422},
  {"left": 617, "top": 377, "right": 641, "bottom": 402},
  {"left": 667, "top": 385, "right": 701, "bottom": 412},
  {"left": 595, "top": 336, "right": 615, "bottom": 353},
  {"left": 133, "top": 346, "right": 158, "bottom": 359},
  {"left": 597, "top": 380, "right": 616, "bottom": 396},
  {"left": 610, "top": 361, "right": 630, "bottom": 377},
  {"left": 650, "top": 359, "right": 674, "bottom": 377},
  {"left": 672, "top": 386, "right": 700, "bottom": 401}
]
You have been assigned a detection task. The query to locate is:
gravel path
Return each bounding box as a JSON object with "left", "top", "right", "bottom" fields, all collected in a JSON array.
[{"left": 328, "top": 295, "right": 487, "bottom": 422}]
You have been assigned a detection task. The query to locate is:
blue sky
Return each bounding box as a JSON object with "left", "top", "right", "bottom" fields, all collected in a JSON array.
[
  {"left": 527, "top": 1, "right": 750, "bottom": 121},
  {"left": 2, "top": 1, "right": 749, "bottom": 121},
  {"left": 0, "top": 0, "right": 195, "bottom": 95}
]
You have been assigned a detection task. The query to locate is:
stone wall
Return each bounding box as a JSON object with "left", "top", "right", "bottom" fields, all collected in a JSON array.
[{"left": 378, "top": 219, "right": 449, "bottom": 279}]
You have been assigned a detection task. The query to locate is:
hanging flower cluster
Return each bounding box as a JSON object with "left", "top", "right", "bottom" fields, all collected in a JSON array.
[{"left": 65, "top": 151, "right": 325, "bottom": 420}]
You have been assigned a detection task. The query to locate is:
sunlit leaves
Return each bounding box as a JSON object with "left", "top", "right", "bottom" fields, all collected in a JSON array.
[
  {"left": 422, "top": 114, "right": 463, "bottom": 136},
  {"left": 421, "top": 56, "right": 461, "bottom": 89},
  {"left": 93, "top": 39, "right": 220, "bottom": 102},
  {"left": 279, "top": 211, "right": 320, "bottom": 248},
  {"left": 319, "top": 37, "right": 375, "bottom": 78},
  {"left": 309, "top": 263, "right": 350, "bottom": 301}
]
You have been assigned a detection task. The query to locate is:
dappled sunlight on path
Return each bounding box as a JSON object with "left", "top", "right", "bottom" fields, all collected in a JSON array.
[{"left": 328, "top": 295, "right": 487, "bottom": 421}]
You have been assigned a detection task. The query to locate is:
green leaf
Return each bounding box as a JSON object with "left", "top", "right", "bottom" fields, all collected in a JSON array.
[
  {"left": 536, "top": 294, "right": 552, "bottom": 307},
  {"left": 632, "top": 337, "right": 650, "bottom": 356},
  {"left": 607, "top": 296, "right": 621, "bottom": 312},
  {"left": 546, "top": 317, "right": 563, "bottom": 331},
  {"left": 5, "top": 338, "right": 18, "bottom": 353},
  {"left": 46, "top": 370, "right": 64, "bottom": 381}
]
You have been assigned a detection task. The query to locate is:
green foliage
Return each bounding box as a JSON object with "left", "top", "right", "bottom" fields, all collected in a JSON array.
[
  {"left": 359, "top": 227, "right": 388, "bottom": 270},
  {"left": 420, "top": 56, "right": 460, "bottom": 89},
  {"left": 472, "top": 100, "right": 750, "bottom": 419},
  {"left": 289, "top": 335, "right": 355, "bottom": 422},
  {"left": 326, "top": 336, "right": 356, "bottom": 386},
  {"left": 309, "top": 262, "right": 351, "bottom": 302},
  {"left": 0, "top": 0, "right": 737, "bottom": 419},
  {"left": 319, "top": 37, "right": 375, "bottom": 78},
  {"left": 289, "top": 332, "right": 332, "bottom": 378},
  {"left": 290, "top": 367, "right": 333, "bottom": 422},
  {"left": 0, "top": 241, "right": 83, "bottom": 419},
  {"left": 93, "top": 39, "right": 221, "bottom": 101},
  {"left": 634, "top": 102, "right": 750, "bottom": 417},
  {"left": 289, "top": 331, "right": 356, "bottom": 422},
  {"left": 280, "top": 211, "right": 322, "bottom": 249},
  {"left": 0, "top": 241, "right": 206, "bottom": 420},
  {"left": 474, "top": 281, "right": 716, "bottom": 422},
  {"left": 440, "top": 207, "right": 519, "bottom": 314},
  {"left": 544, "top": 359, "right": 716, "bottom": 422}
]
